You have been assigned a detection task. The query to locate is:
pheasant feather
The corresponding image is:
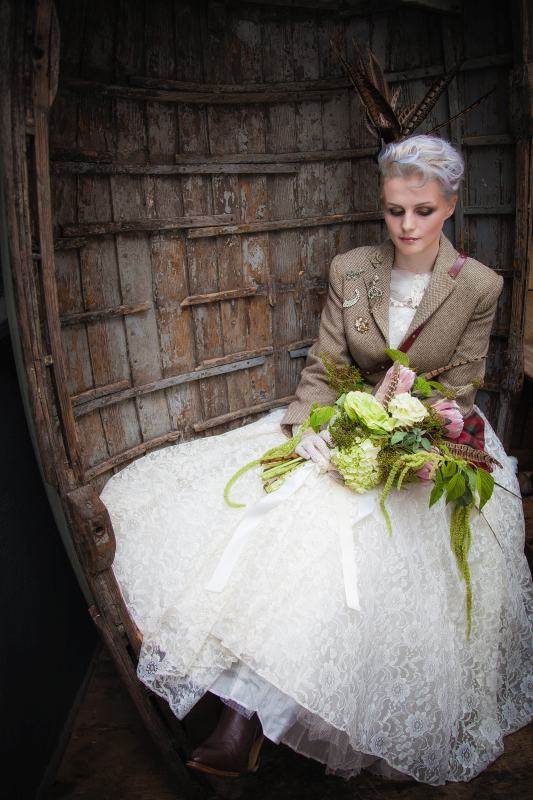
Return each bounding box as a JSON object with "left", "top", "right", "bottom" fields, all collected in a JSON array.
[
  {"left": 402, "top": 59, "right": 465, "bottom": 136},
  {"left": 331, "top": 36, "right": 491, "bottom": 145},
  {"left": 330, "top": 38, "right": 401, "bottom": 142},
  {"left": 444, "top": 441, "right": 502, "bottom": 470}
]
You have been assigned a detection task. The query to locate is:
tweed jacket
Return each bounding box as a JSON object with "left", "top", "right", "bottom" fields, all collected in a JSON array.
[{"left": 280, "top": 231, "right": 504, "bottom": 437}]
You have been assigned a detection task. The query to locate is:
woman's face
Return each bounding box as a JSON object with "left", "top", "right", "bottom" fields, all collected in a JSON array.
[{"left": 381, "top": 175, "right": 457, "bottom": 259}]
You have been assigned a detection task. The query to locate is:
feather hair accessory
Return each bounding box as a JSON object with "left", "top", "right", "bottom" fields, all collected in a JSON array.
[{"left": 330, "top": 36, "right": 496, "bottom": 147}]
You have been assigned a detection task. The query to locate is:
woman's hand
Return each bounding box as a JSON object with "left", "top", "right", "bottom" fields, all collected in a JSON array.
[{"left": 294, "top": 430, "right": 333, "bottom": 471}]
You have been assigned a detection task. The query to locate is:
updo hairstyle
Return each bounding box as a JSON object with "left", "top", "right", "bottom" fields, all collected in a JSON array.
[{"left": 377, "top": 134, "right": 465, "bottom": 202}]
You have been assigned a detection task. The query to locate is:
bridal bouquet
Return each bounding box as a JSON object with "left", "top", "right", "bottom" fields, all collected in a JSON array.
[{"left": 223, "top": 350, "right": 504, "bottom": 637}]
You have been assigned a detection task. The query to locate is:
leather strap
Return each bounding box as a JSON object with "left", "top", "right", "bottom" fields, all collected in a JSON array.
[
  {"left": 360, "top": 251, "right": 468, "bottom": 375},
  {"left": 448, "top": 251, "right": 468, "bottom": 278}
]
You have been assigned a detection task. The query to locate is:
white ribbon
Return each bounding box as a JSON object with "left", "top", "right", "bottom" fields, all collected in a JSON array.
[
  {"left": 338, "top": 494, "right": 377, "bottom": 611},
  {"left": 206, "top": 461, "right": 319, "bottom": 593},
  {"left": 206, "top": 461, "right": 378, "bottom": 612}
]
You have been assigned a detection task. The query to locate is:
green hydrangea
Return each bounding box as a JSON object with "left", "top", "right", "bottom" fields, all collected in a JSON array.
[{"left": 331, "top": 437, "right": 381, "bottom": 493}]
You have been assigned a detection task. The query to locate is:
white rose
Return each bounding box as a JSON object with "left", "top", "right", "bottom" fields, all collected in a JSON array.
[{"left": 387, "top": 392, "right": 428, "bottom": 426}]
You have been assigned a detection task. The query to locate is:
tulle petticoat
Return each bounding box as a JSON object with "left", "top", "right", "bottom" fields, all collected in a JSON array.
[{"left": 100, "top": 405, "right": 533, "bottom": 785}]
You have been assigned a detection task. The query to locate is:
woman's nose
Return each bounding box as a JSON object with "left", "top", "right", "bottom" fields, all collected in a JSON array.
[{"left": 401, "top": 212, "right": 416, "bottom": 233}]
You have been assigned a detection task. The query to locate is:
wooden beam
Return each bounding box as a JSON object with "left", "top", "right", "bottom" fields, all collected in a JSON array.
[
  {"left": 52, "top": 161, "right": 297, "bottom": 175},
  {"left": 83, "top": 394, "right": 295, "bottom": 479},
  {"left": 288, "top": 337, "right": 316, "bottom": 351},
  {"left": 74, "top": 356, "right": 268, "bottom": 418},
  {"left": 130, "top": 75, "right": 353, "bottom": 94},
  {"left": 289, "top": 346, "right": 312, "bottom": 359},
  {"left": 54, "top": 236, "right": 89, "bottom": 250},
  {"left": 462, "top": 134, "right": 514, "bottom": 146},
  {"left": 51, "top": 146, "right": 378, "bottom": 167},
  {"left": 462, "top": 205, "right": 515, "bottom": 215},
  {"left": 61, "top": 214, "right": 236, "bottom": 238},
  {"left": 400, "top": 0, "right": 462, "bottom": 14},
  {"left": 83, "top": 433, "right": 184, "bottom": 481},
  {"left": 177, "top": 147, "right": 378, "bottom": 164},
  {"left": 71, "top": 379, "right": 131, "bottom": 406},
  {"left": 60, "top": 302, "right": 151, "bottom": 327},
  {"left": 180, "top": 287, "right": 258, "bottom": 307},
  {"left": 32, "top": 0, "right": 83, "bottom": 480},
  {"left": 62, "top": 78, "right": 356, "bottom": 105},
  {"left": 60, "top": 53, "right": 513, "bottom": 108},
  {"left": 197, "top": 346, "right": 274, "bottom": 369},
  {"left": 193, "top": 395, "right": 297, "bottom": 433},
  {"left": 187, "top": 211, "right": 384, "bottom": 239}
]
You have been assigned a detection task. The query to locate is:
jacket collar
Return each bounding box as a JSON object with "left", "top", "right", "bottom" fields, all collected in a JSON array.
[{"left": 364, "top": 231, "right": 460, "bottom": 344}]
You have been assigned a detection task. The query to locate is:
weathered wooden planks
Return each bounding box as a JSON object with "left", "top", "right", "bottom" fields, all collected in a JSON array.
[
  {"left": 60, "top": 302, "right": 151, "bottom": 326},
  {"left": 61, "top": 214, "right": 236, "bottom": 237},
  {"left": 180, "top": 287, "right": 258, "bottom": 307},
  {"left": 53, "top": 161, "right": 298, "bottom": 174},
  {"left": 3, "top": 2, "right": 530, "bottom": 796},
  {"left": 73, "top": 355, "right": 270, "bottom": 418},
  {"left": 46, "top": 0, "right": 526, "bottom": 473}
]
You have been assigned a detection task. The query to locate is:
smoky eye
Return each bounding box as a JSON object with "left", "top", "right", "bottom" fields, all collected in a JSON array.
[{"left": 387, "top": 207, "right": 435, "bottom": 216}]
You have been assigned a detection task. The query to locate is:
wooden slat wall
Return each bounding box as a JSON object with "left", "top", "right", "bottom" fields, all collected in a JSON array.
[{"left": 48, "top": 0, "right": 524, "bottom": 485}]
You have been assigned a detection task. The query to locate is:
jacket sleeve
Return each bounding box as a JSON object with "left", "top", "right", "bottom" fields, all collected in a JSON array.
[
  {"left": 436, "top": 274, "right": 504, "bottom": 417},
  {"left": 279, "top": 254, "right": 353, "bottom": 436}
]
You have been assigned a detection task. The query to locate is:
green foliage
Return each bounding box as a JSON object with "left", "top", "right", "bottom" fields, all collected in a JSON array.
[
  {"left": 223, "top": 459, "right": 261, "bottom": 508},
  {"left": 476, "top": 468, "right": 494, "bottom": 510},
  {"left": 450, "top": 502, "right": 475, "bottom": 639},
  {"left": 377, "top": 447, "right": 478, "bottom": 637},
  {"left": 420, "top": 405, "right": 447, "bottom": 440},
  {"left": 309, "top": 403, "right": 336, "bottom": 432},
  {"left": 412, "top": 376, "right": 433, "bottom": 398},
  {"left": 429, "top": 482, "right": 444, "bottom": 507},
  {"left": 379, "top": 450, "right": 440, "bottom": 536},
  {"left": 384, "top": 348, "right": 410, "bottom": 367},
  {"left": 427, "top": 379, "right": 454, "bottom": 396},
  {"left": 321, "top": 352, "right": 365, "bottom": 395},
  {"left": 389, "top": 427, "right": 431, "bottom": 453},
  {"left": 413, "top": 375, "right": 455, "bottom": 400},
  {"left": 224, "top": 413, "right": 314, "bottom": 505},
  {"left": 329, "top": 410, "right": 367, "bottom": 451}
]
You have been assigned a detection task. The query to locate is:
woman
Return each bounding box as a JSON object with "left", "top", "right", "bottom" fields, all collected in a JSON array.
[{"left": 100, "top": 134, "right": 532, "bottom": 786}]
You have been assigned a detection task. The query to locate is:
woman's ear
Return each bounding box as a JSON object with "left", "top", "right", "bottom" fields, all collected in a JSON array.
[{"left": 446, "top": 195, "right": 458, "bottom": 218}]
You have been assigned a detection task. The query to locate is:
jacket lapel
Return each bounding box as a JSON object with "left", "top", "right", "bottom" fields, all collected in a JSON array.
[
  {"left": 363, "top": 231, "right": 460, "bottom": 346},
  {"left": 401, "top": 231, "right": 459, "bottom": 342},
  {"left": 362, "top": 239, "right": 393, "bottom": 343}
]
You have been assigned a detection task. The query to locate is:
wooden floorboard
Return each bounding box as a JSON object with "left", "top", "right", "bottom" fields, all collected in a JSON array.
[{"left": 43, "top": 645, "right": 532, "bottom": 800}]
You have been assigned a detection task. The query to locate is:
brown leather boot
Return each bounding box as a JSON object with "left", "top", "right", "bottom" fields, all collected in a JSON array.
[{"left": 186, "top": 705, "right": 265, "bottom": 778}]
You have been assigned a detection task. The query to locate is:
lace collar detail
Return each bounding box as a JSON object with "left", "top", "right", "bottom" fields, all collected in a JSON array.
[{"left": 389, "top": 269, "right": 431, "bottom": 309}]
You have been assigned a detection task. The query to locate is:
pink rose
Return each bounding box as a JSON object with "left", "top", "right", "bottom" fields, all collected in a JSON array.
[
  {"left": 416, "top": 446, "right": 440, "bottom": 482},
  {"left": 374, "top": 364, "right": 417, "bottom": 406},
  {"left": 431, "top": 398, "right": 464, "bottom": 439}
]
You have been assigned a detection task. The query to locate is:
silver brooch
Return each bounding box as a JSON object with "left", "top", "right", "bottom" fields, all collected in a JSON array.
[
  {"left": 367, "top": 273, "right": 384, "bottom": 305},
  {"left": 354, "top": 316, "right": 370, "bottom": 332},
  {"left": 346, "top": 268, "right": 366, "bottom": 279},
  {"left": 342, "top": 289, "right": 360, "bottom": 308}
]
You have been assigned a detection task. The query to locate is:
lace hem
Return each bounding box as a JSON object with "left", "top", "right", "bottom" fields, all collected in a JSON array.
[{"left": 101, "top": 403, "right": 533, "bottom": 785}]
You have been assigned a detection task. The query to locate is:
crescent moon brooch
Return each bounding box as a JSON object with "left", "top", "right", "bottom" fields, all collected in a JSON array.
[{"left": 342, "top": 289, "right": 360, "bottom": 308}]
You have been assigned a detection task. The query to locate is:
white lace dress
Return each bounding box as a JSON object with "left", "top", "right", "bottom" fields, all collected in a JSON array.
[{"left": 100, "top": 267, "right": 533, "bottom": 786}]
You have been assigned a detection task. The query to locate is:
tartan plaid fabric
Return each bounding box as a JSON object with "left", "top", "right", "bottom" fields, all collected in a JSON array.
[
  {"left": 456, "top": 410, "right": 485, "bottom": 450},
  {"left": 447, "top": 409, "right": 494, "bottom": 473}
]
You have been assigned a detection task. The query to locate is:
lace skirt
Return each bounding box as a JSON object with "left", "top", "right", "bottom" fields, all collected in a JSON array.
[{"left": 100, "top": 405, "right": 533, "bottom": 785}]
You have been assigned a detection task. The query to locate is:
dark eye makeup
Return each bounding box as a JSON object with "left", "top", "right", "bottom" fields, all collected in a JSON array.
[{"left": 387, "top": 207, "right": 435, "bottom": 216}]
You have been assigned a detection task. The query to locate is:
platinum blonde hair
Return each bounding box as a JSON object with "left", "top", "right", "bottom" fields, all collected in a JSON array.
[{"left": 377, "top": 134, "right": 465, "bottom": 202}]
